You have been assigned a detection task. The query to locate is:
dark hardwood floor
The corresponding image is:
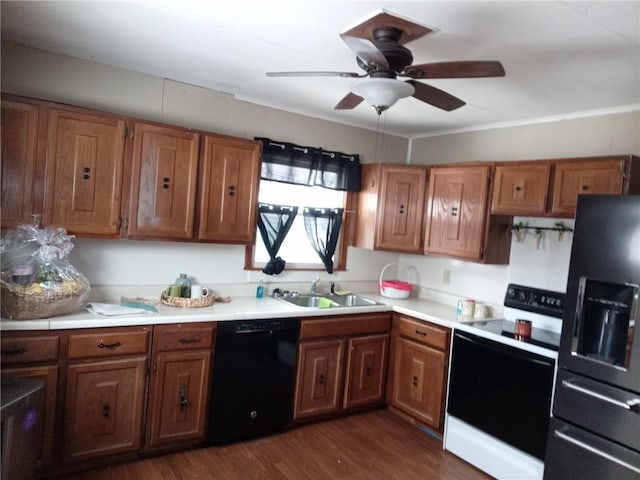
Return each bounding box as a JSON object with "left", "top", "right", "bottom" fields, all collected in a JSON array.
[{"left": 64, "top": 409, "right": 490, "bottom": 480}]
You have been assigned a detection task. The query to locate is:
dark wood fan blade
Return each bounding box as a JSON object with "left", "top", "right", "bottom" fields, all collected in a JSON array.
[
  {"left": 407, "top": 80, "right": 465, "bottom": 111},
  {"left": 403, "top": 61, "right": 505, "bottom": 79},
  {"left": 335, "top": 92, "right": 364, "bottom": 110},
  {"left": 266, "top": 71, "right": 363, "bottom": 78},
  {"left": 340, "top": 34, "right": 389, "bottom": 70}
]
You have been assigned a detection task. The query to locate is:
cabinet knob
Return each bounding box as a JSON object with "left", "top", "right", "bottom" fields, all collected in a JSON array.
[
  {"left": 365, "top": 366, "right": 372, "bottom": 377},
  {"left": 451, "top": 206, "right": 458, "bottom": 217},
  {"left": 82, "top": 166, "right": 91, "bottom": 180},
  {"left": 399, "top": 204, "right": 405, "bottom": 214},
  {"left": 581, "top": 185, "right": 589, "bottom": 191},
  {"left": 412, "top": 376, "right": 418, "bottom": 387},
  {"left": 318, "top": 373, "right": 326, "bottom": 385},
  {"left": 102, "top": 405, "right": 111, "bottom": 418},
  {"left": 515, "top": 186, "right": 522, "bottom": 191},
  {"left": 163, "top": 177, "right": 171, "bottom": 189},
  {"left": 228, "top": 185, "right": 236, "bottom": 196}
]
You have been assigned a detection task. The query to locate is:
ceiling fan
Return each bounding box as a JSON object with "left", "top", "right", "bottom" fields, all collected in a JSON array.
[{"left": 266, "top": 11, "right": 505, "bottom": 115}]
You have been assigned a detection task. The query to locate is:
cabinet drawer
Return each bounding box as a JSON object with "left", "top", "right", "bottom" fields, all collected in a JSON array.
[
  {"left": 1, "top": 335, "right": 59, "bottom": 364},
  {"left": 300, "top": 313, "right": 391, "bottom": 340},
  {"left": 154, "top": 322, "right": 216, "bottom": 352},
  {"left": 397, "top": 316, "right": 449, "bottom": 350},
  {"left": 67, "top": 328, "right": 150, "bottom": 359}
]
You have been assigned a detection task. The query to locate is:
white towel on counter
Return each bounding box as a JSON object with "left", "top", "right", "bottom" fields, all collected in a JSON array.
[{"left": 86, "top": 302, "right": 155, "bottom": 316}]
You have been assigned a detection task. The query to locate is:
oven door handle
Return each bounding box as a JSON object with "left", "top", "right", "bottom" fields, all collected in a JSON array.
[
  {"left": 554, "top": 429, "right": 640, "bottom": 474},
  {"left": 561, "top": 379, "right": 640, "bottom": 412},
  {"left": 454, "top": 331, "right": 555, "bottom": 368}
]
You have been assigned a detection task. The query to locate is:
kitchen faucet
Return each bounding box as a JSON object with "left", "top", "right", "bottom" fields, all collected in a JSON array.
[{"left": 310, "top": 276, "right": 320, "bottom": 294}]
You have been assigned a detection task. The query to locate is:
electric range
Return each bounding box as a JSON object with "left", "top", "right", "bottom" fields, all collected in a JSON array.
[{"left": 444, "top": 284, "right": 565, "bottom": 480}]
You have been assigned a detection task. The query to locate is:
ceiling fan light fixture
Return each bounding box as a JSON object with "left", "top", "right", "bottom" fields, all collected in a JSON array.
[{"left": 350, "top": 78, "right": 415, "bottom": 114}]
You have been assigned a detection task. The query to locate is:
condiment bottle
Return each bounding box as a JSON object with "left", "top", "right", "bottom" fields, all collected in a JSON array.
[{"left": 175, "top": 273, "right": 192, "bottom": 298}]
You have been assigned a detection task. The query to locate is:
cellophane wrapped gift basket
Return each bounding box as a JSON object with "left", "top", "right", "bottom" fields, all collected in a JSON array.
[{"left": 1, "top": 218, "right": 90, "bottom": 320}]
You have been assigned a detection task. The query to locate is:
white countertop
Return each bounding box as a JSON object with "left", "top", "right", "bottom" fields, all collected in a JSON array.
[{"left": 0, "top": 294, "right": 460, "bottom": 331}]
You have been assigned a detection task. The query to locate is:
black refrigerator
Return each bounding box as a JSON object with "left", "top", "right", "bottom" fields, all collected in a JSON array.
[{"left": 544, "top": 195, "right": 640, "bottom": 480}]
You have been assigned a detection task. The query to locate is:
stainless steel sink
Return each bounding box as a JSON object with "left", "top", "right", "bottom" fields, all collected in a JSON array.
[
  {"left": 329, "top": 294, "right": 379, "bottom": 307},
  {"left": 279, "top": 295, "right": 339, "bottom": 308},
  {"left": 276, "top": 293, "right": 380, "bottom": 309}
]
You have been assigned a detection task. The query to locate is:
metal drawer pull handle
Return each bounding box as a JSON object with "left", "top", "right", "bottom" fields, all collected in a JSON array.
[
  {"left": 562, "top": 380, "right": 640, "bottom": 412},
  {"left": 1, "top": 347, "right": 26, "bottom": 355},
  {"left": 178, "top": 384, "right": 188, "bottom": 410},
  {"left": 415, "top": 329, "right": 427, "bottom": 336},
  {"left": 554, "top": 430, "right": 640, "bottom": 474},
  {"left": 98, "top": 341, "right": 122, "bottom": 350},
  {"left": 178, "top": 336, "right": 198, "bottom": 344}
]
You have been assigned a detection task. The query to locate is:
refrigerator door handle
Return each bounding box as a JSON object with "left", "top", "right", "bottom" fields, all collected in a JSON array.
[
  {"left": 554, "top": 429, "right": 640, "bottom": 474},
  {"left": 561, "top": 379, "right": 640, "bottom": 412}
]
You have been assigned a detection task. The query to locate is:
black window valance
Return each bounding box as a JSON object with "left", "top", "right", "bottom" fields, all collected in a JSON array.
[{"left": 255, "top": 137, "right": 361, "bottom": 192}]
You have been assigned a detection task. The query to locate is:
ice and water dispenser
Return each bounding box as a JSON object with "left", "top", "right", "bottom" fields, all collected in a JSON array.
[{"left": 575, "top": 278, "right": 638, "bottom": 368}]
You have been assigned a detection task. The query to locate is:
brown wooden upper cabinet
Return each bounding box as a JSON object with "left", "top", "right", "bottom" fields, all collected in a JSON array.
[
  {"left": 353, "top": 163, "right": 427, "bottom": 253},
  {"left": 550, "top": 157, "right": 634, "bottom": 216},
  {"left": 196, "top": 134, "right": 261, "bottom": 243},
  {"left": 1, "top": 96, "right": 42, "bottom": 230},
  {"left": 127, "top": 122, "right": 200, "bottom": 239},
  {"left": 44, "top": 108, "right": 126, "bottom": 237},
  {"left": 425, "top": 164, "right": 493, "bottom": 262},
  {"left": 491, "top": 162, "right": 551, "bottom": 216},
  {"left": 492, "top": 155, "right": 639, "bottom": 218}
]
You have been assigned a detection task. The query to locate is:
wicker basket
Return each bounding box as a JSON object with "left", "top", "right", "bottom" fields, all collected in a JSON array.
[
  {"left": 1, "top": 280, "right": 89, "bottom": 320},
  {"left": 160, "top": 293, "right": 215, "bottom": 308},
  {"left": 379, "top": 263, "right": 412, "bottom": 299}
]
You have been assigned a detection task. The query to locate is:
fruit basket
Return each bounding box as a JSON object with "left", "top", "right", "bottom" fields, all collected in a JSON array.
[
  {"left": 0, "top": 218, "right": 91, "bottom": 320},
  {"left": 1, "top": 278, "right": 89, "bottom": 320}
]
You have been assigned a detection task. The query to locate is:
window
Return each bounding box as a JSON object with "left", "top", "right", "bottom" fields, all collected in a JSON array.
[
  {"left": 246, "top": 180, "right": 349, "bottom": 271},
  {"left": 246, "top": 137, "right": 361, "bottom": 274}
]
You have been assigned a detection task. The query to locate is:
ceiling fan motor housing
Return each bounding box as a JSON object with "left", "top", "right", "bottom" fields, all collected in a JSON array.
[{"left": 372, "top": 27, "right": 413, "bottom": 73}]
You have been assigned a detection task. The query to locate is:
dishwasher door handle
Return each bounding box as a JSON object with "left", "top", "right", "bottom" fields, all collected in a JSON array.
[{"left": 235, "top": 328, "right": 274, "bottom": 336}]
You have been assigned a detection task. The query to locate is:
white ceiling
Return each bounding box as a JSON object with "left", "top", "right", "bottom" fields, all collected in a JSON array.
[{"left": 1, "top": 1, "right": 639, "bottom": 138}]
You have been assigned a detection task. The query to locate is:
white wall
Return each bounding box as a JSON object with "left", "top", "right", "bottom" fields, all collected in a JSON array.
[
  {"left": 409, "top": 109, "right": 640, "bottom": 164},
  {"left": 1, "top": 42, "right": 628, "bottom": 302}
]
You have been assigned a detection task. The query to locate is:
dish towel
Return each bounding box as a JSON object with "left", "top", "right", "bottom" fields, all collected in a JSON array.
[{"left": 86, "top": 302, "right": 156, "bottom": 316}]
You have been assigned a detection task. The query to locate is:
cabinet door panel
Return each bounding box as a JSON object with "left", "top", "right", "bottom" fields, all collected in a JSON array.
[
  {"left": 551, "top": 159, "right": 623, "bottom": 216},
  {"left": 64, "top": 356, "right": 146, "bottom": 462},
  {"left": 425, "top": 165, "right": 490, "bottom": 260},
  {"left": 294, "top": 339, "right": 345, "bottom": 419},
  {"left": 392, "top": 338, "right": 446, "bottom": 431},
  {"left": 2, "top": 365, "right": 58, "bottom": 467},
  {"left": 492, "top": 164, "right": 550, "bottom": 215},
  {"left": 197, "top": 135, "right": 260, "bottom": 242},
  {"left": 343, "top": 334, "right": 388, "bottom": 409},
  {"left": 44, "top": 109, "right": 125, "bottom": 236},
  {"left": 376, "top": 166, "right": 427, "bottom": 252},
  {"left": 1, "top": 99, "right": 40, "bottom": 228},
  {"left": 146, "top": 350, "right": 211, "bottom": 449},
  {"left": 128, "top": 123, "right": 199, "bottom": 239}
]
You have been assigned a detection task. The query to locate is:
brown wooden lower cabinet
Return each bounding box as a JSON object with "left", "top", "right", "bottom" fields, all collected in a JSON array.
[
  {"left": 294, "top": 338, "right": 345, "bottom": 419},
  {"left": 343, "top": 334, "right": 388, "bottom": 409},
  {"left": 294, "top": 313, "right": 391, "bottom": 422},
  {"left": 144, "top": 322, "right": 215, "bottom": 451},
  {"left": 388, "top": 314, "right": 450, "bottom": 433},
  {"left": 0, "top": 331, "right": 61, "bottom": 469},
  {"left": 63, "top": 356, "right": 147, "bottom": 463}
]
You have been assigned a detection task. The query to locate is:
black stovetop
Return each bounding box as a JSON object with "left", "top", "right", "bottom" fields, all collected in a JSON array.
[{"left": 465, "top": 319, "right": 561, "bottom": 351}]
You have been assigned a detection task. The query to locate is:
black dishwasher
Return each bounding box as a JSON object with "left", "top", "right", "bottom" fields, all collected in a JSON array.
[{"left": 207, "top": 318, "right": 300, "bottom": 445}]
